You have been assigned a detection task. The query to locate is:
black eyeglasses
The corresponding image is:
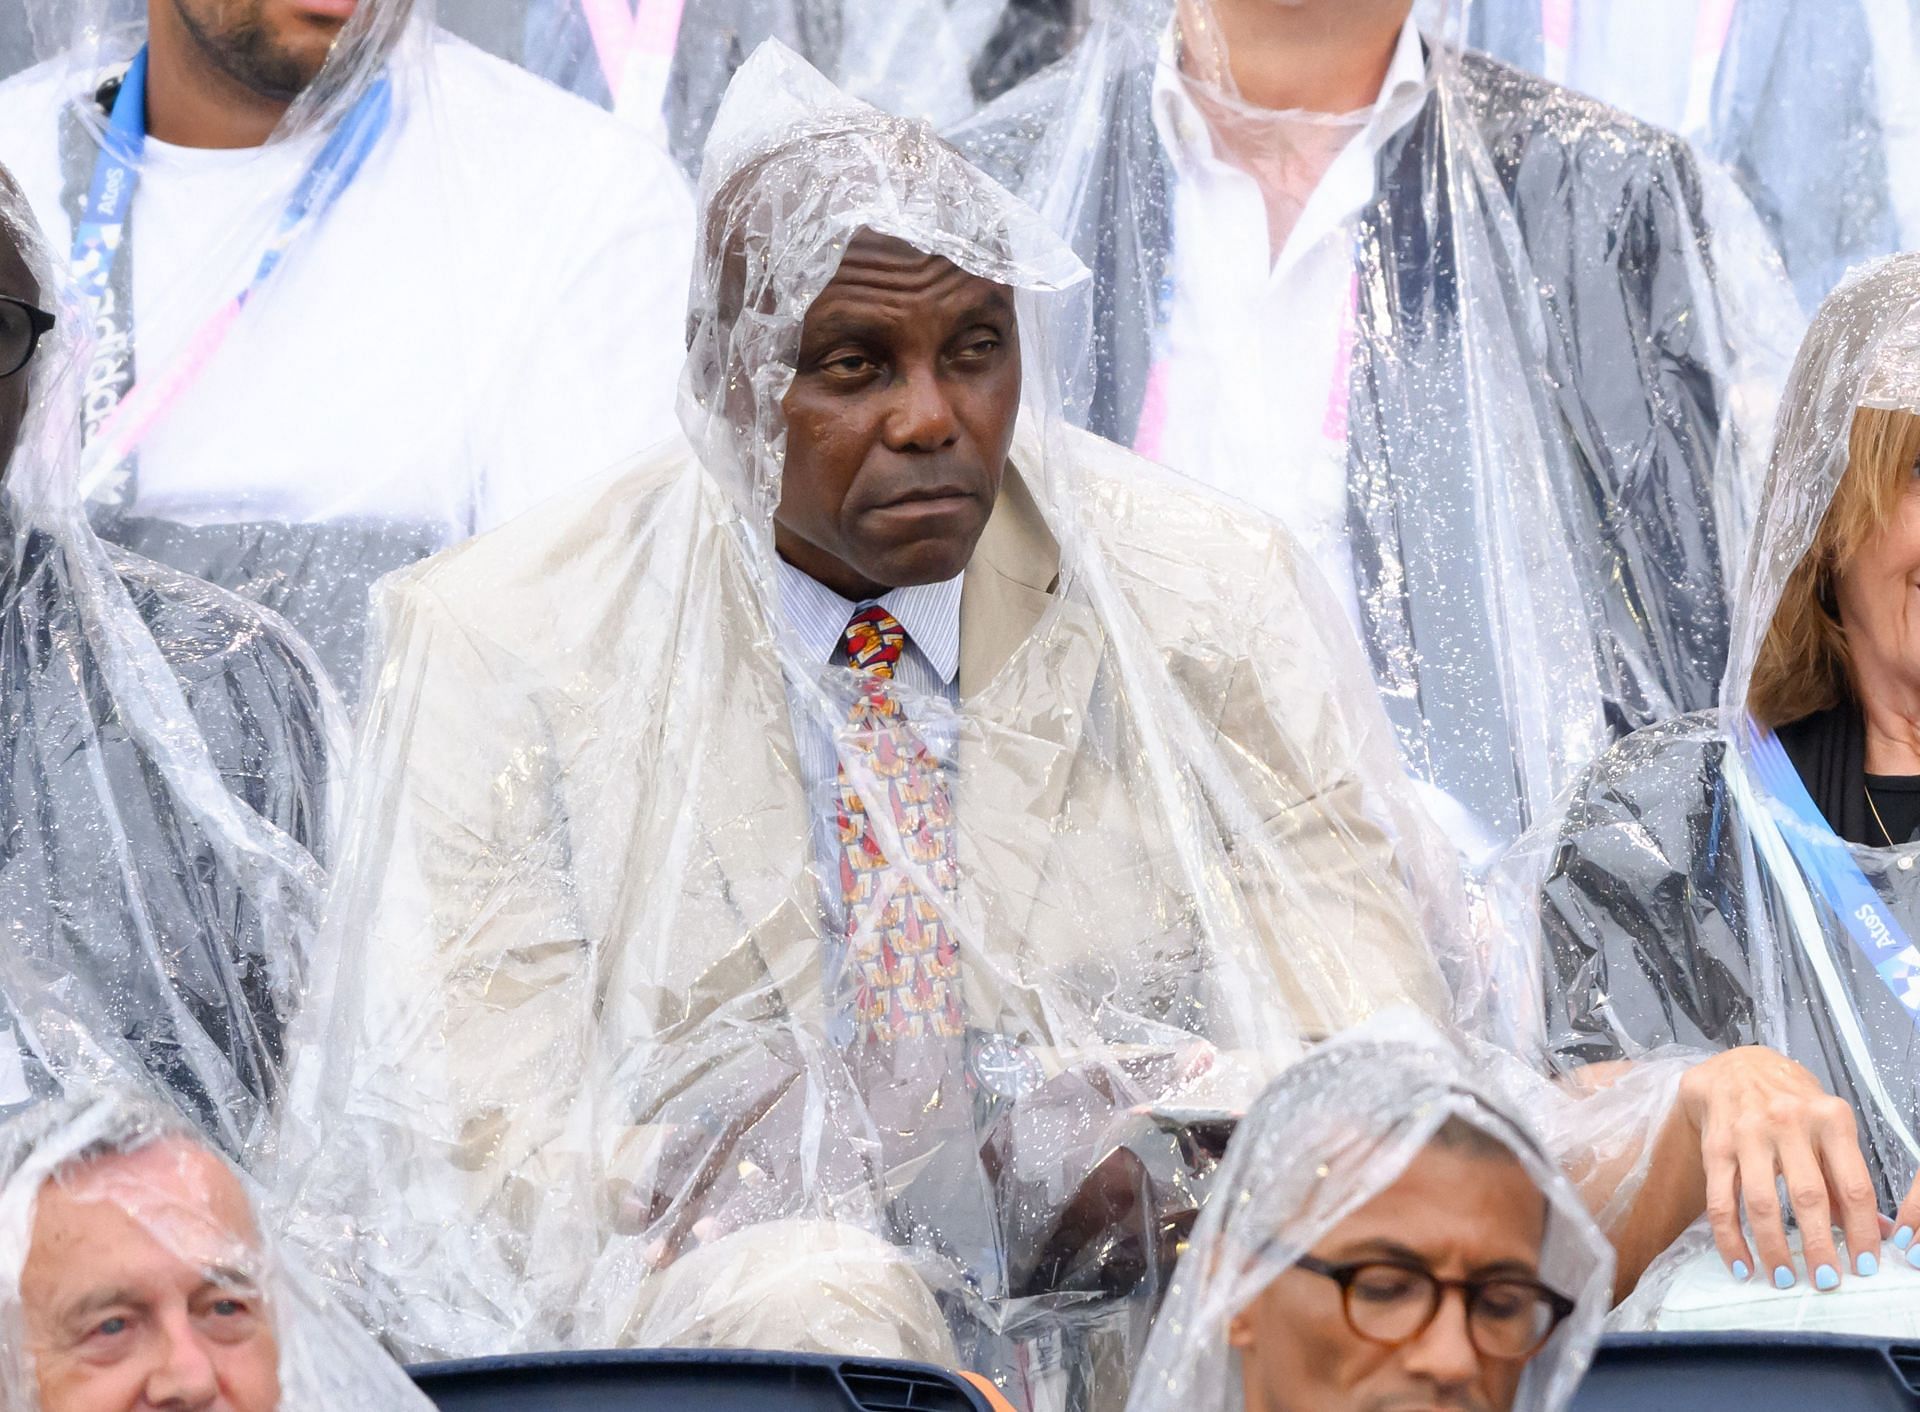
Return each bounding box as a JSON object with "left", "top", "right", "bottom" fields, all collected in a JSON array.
[
  {"left": 0, "top": 296, "right": 55, "bottom": 379},
  {"left": 1295, "top": 1256, "right": 1577, "bottom": 1362}
]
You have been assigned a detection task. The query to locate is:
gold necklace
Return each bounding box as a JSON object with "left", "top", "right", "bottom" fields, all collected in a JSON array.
[{"left": 1867, "top": 783, "right": 1899, "bottom": 847}]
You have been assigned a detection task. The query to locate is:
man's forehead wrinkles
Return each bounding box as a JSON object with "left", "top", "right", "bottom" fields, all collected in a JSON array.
[
  {"left": 825, "top": 251, "right": 1005, "bottom": 300},
  {"left": 806, "top": 279, "right": 1012, "bottom": 330}
]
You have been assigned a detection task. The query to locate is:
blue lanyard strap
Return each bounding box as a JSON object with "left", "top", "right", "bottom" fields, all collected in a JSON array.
[
  {"left": 66, "top": 46, "right": 394, "bottom": 470},
  {"left": 1743, "top": 721, "right": 1920, "bottom": 1020},
  {"left": 73, "top": 47, "right": 394, "bottom": 291},
  {"left": 251, "top": 69, "right": 394, "bottom": 292},
  {"left": 68, "top": 47, "right": 150, "bottom": 314}
]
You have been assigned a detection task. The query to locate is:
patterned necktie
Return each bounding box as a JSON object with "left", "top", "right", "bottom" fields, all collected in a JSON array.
[{"left": 837, "top": 605, "right": 965, "bottom": 1045}]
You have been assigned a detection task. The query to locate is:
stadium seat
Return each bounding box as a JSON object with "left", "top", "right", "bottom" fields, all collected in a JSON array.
[
  {"left": 1570, "top": 1333, "right": 1920, "bottom": 1410},
  {"left": 409, "top": 1348, "right": 998, "bottom": 1412}
]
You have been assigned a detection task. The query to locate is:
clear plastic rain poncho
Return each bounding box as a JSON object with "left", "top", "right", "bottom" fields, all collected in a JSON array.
[
  {"left": 1127, "top": 1018, "right": 1617, "bottom": 1412},
  {"left": 0, "top": 1090, "right": 437, "bottom": 1412},
  {"left": 953, "top": 0, "right": 1800, "bottom": 859},
  {"left": 1520, "top": 254, "right": 1920, "bottom": 1230},
  {"left": 439, "top": 0, "right": 1085, "bottom": 174},
  {"left": 0, "top": 166, "right": 336, "bottom": 1158},
  {"left": 0, "top": 0, "right": 693, "bottom": 700},
  {"left": 276, "top": 40, "right": 1474, "bottom": 1410},
  {"left": 1467, "top": 0, "right": 1920, "bottom": 314}
]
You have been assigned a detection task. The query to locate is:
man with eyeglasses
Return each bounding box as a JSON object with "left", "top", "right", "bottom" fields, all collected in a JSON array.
[
  {"left": 1129, "top": 1024, "right": 1613, "bottom": 1412},
  {"left": 1233, "top": 1118, "right": 1576, "bottom": 1412},
  {"left": 0, "top": 267, "right": 55, "bottom": 470}
]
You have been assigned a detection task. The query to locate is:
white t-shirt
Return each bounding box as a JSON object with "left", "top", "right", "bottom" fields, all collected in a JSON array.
[{"left": 0, "top": 30, "right": 693, "bottom": 554}]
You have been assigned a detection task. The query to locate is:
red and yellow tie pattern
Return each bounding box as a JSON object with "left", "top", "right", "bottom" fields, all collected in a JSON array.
[{"left": 837, "top": 605, "right": 965, "bottom": 1044}]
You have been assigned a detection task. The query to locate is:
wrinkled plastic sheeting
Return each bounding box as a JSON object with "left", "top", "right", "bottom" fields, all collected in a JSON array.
[
  {"left": 1506, "top": 257, "right": 1920, "bottom": 1225},
  {"left": 1126, "top": 1016, "right": 1624, "bottom": 1412},
  {"left": 0, "top": 173, "right": 336, "bottom": 1158},
  {"left": 0, "top": 0, "right": 692, "bottom": 702},
  {"left": 952, "top": 0, "right": 1800, "bottom": 857},
  {"left": 0, "top": 1090, "right": 438, "bottom": 1412},
  {"left": 274, "top": 42, "right": 1476, "bottom": 1409},
  {"left": 439, "top": 0, "right": 1085, "bottom": 174},
  {"left": 1469, "top": 0, "right": 1920, "bottom": 314}
]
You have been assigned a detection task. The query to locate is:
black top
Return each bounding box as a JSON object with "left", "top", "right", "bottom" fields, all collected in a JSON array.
[
  {"left": 1865, "top": 774, "right": 1920, "bottom": 848},
  {"left": 1778, "top": 700, "right": 1920, "bottom": 846}
]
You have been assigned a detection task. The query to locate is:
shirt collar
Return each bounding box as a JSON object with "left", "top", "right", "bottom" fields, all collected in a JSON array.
[
  {"left": 1151, "top": 14, "right": 1431, "bottom": 172},
  {"left": 773, "top": 558, "right": 965, "bottom": 686}
]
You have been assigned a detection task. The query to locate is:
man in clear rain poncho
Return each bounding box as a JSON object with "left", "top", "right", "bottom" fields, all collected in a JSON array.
[
  {"left": 0, "top": 0, "right": 693, "bottom": 699},
  {"left": 955, "top": 0, "right": 1798, "bottom": 863},
  {"left": 439, "top": 0, "right": 1084, "bottom": 171},
  {"left": 0, "top": 1089, "right": 439, "bottom": 1412},
  {"left": 277, "top": 41, "right": 1474, "bottom": 1408},
  {"left": 1518, "top": 254, "right": 1920, "bottom": 1332},
  {"left": 1468, "top": 0, "right": 1920, "bottom": 314},
  {"left": 0, "top": 165, "right": 334, "bottom": 1160},
  {"left": 1124, "top": 1019, "right": 1619, "bottom": 1412}
]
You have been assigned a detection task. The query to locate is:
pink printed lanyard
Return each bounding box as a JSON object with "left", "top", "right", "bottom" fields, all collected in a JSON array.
[{"left": 577, "top": 0, "right": 688, "bottom": 103}]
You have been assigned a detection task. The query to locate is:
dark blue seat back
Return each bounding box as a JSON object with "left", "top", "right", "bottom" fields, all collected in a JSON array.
[
  {"left": 409, "top": 1348, "right": 993, "bottom": 1412},
  {"left": 1571, "top": 1333, "right": 1920, "bottom": 1410}
]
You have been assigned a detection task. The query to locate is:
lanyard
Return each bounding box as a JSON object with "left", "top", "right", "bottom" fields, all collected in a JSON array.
[
  {"left": 1731, "top": 722, "right": 1920, "bottom": 1168},
  {"left": 576, "top": 0, "right": 686, "bottom": 123},
  {"left": 1538, "top": 0, "right": 1735, "bottom": 135},
  {"left": 1739, "top": 723, "right": 1920, "bottom": 1026},
  {"left": 68, "top": 47, "right": 394, "bottom": 502}
]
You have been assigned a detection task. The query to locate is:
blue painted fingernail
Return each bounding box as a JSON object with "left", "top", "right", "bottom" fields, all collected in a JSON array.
[
  {"left": 1815, "top": 1265, "right": 1840, "bottom": 1291},
  {"left": 1898, "top": 1226, "right": 1915, "bottom": 1250},
  {"left": 1906, "top": 1244, "right": 1920, "bottom": 1271},
  {"left": 1731, "top": 1260, "right": 1750, "bottom": 1281},
  {"left": 1773, "top": 1266, "right": 1796, "bottom": 1289},
  {"left": 1858, "top": 1252, "right": 1880, "bottom": 1277}
]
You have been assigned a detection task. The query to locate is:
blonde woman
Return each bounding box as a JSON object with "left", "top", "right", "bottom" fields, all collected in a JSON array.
[{"left": 1534, "top": 254, "right": 1920, "bottom": 1312}]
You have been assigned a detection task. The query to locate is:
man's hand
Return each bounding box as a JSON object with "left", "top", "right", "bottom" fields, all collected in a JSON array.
[{"left": 1678, "top": 1046, "right": 1882, "bottom": 1288}]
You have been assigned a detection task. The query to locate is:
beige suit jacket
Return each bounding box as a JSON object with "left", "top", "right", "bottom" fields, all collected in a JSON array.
[{"left": 334, "top": 424, "right": 1450, "bottom": 1294}]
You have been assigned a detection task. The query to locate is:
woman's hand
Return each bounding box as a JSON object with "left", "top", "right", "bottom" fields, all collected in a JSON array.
[
  {"left": 1883, "top": 1170, "right": 1920, "bottom": 1268},
  {"left": 1678, "top": 1046, "right": 1883, "bottom": 1288}
]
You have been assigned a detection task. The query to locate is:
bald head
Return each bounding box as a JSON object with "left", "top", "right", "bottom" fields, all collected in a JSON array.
[{"left": 20, "top": 1137, "right": 282, "bottom": 1412}]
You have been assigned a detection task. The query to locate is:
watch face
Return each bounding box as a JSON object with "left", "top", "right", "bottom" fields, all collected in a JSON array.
[{"left": 967, "top": 1030, "right": 1044, "bottom": 1101}]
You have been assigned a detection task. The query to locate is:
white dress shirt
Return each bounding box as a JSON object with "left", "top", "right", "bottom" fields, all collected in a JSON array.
[
  {"left": 1141, "top": 17, "right": 1428, "bottom": 637},
  {"left": 1146, "top": 23, "right": 1514, "bottom": 862}
]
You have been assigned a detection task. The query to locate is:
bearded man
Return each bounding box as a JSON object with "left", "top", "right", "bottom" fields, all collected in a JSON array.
[{"left": 0, "top": 0, "right": 694, "bottom": 697}]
